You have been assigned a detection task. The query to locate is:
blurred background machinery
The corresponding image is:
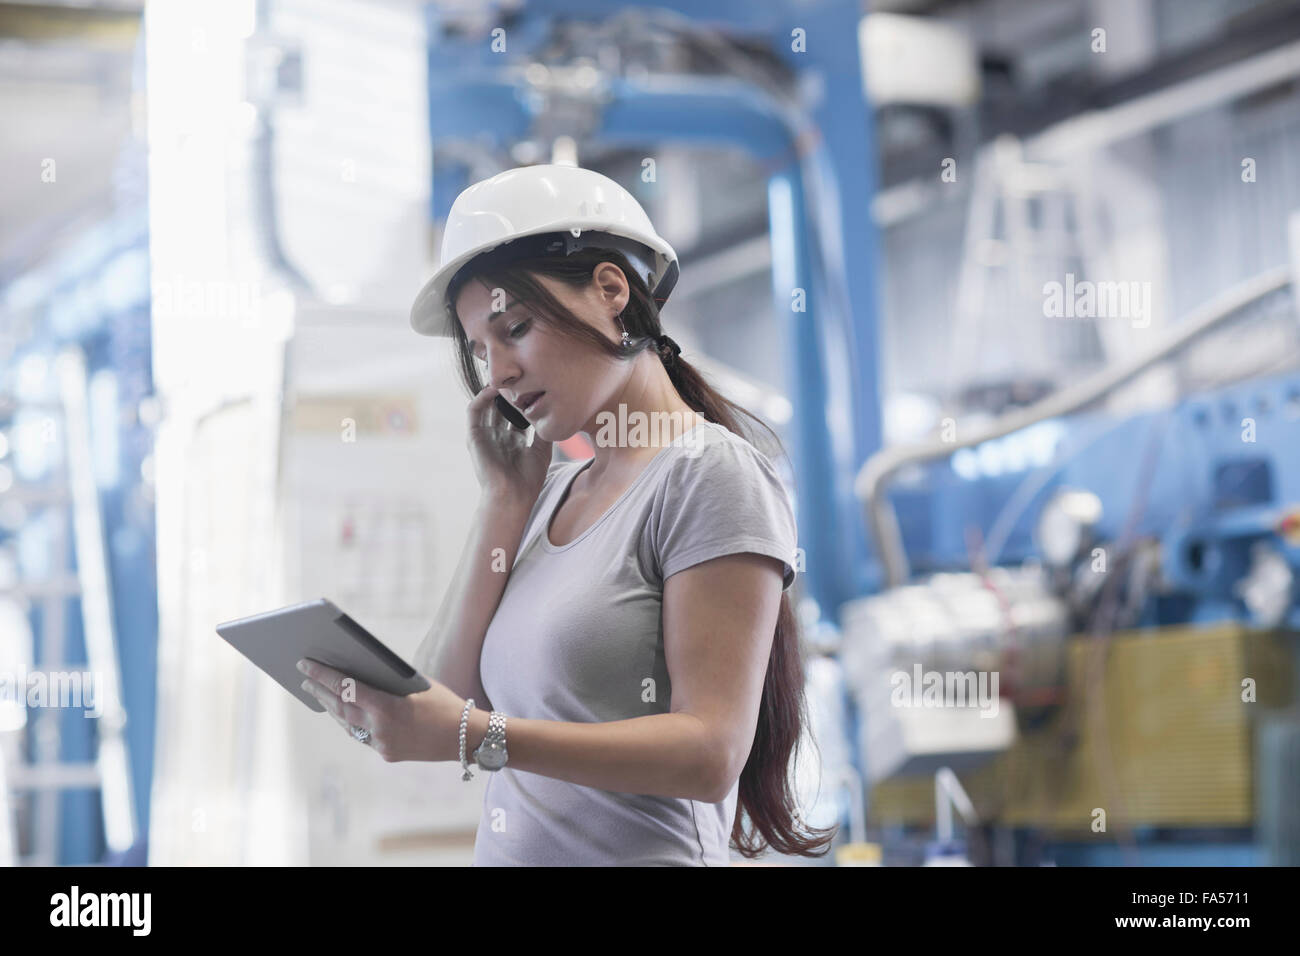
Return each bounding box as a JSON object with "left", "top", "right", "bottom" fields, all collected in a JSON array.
[{"left": 1, "top": 0, "right": 1298, "bottom": 866}]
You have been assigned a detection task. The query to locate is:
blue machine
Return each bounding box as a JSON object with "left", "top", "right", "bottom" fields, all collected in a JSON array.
[{"left": 891, "top": 369, "right": 1300, "bottom": 630}]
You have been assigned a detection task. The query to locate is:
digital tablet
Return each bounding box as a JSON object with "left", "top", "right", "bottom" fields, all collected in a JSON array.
[{"left": 215, "top": 598, "right": 431, "bottom": 712}]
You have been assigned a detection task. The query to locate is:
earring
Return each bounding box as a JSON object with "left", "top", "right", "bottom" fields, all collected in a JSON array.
[{"left": 616, "top": 311, "right": 630, "bottom": 349}]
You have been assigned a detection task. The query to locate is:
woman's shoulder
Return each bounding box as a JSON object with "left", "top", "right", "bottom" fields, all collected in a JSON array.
[
  {"left": 644, "top": 419, "right": 800, "bottom": 589},
  {"left": 672, "top": 420, "right": 786, "bottom": 474},
  {"left": 655, "top": 420, "right": 792, "bottom": 504}
]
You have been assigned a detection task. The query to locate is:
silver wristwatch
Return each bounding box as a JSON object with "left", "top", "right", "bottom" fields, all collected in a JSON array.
[{"left": 472, "top": 711, "right": 509, "bottom": 771}]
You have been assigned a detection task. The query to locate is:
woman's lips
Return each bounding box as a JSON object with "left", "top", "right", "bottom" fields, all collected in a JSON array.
[{"left": 519, "top": 391, "right": 545, "bottom": 413}]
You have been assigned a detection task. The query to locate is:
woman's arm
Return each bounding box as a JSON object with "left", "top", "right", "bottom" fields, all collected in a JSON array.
[
  {"left": 414, "top": 493, "right": 535, "bottom": 709},
  {"left": 460, "top": 552, "right": 785, "bottom": 803},
  {"left": 461, "top": 708, "right": 721, "bottom": 802},
  {"left": 301, "top": 547, "right": 784, "bottom": 803}
]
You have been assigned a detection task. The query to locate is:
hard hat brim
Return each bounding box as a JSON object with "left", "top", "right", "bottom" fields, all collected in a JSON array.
[{"left": 410, "top": 224, "right": 678, "bottom": 338}]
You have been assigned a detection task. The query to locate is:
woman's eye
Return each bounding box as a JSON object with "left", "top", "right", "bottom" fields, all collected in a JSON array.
[{"left": 508, "top": 320, "right": 530, "bottom": 338}]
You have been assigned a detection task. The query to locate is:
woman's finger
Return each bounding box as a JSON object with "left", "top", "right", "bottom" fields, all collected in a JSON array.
[
  {"left": 299, "top": 659, "right": 386, "bottom": 715},
  {"left": 468, "top": 383, "right": 503, "bottom": 432},
  {"left": 302, "top": 677, "right": 372, "bottom": 730},
  {"left": 319, "top": 695, "right": 376, "bottom": 746}
]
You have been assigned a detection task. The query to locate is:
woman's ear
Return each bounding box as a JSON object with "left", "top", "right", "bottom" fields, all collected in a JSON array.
[{"left": 592, "top": 261, "right": 631, "bottom": 317}]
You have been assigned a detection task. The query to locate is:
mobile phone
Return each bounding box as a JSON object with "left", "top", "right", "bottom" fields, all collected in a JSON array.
[{"left": 494, "top": 393, "right": 531, "bottom": 431}]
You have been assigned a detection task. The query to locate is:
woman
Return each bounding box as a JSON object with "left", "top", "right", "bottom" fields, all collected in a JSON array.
[{"left": 298, "top": 165, "right": 835, "bottom": 865}]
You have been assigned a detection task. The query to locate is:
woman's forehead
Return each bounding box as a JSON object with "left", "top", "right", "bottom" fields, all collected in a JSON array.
[{"left": 455, "top": 277, "right": 512, "bottom": 327}]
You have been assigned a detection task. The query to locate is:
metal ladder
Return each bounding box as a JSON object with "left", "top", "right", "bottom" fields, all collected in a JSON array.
[
  {"left": 0, "top": 347, "right": 136, "bottom": 865},
  {"left": 947, "top": 135, "right": 1112, "bottom": 408}
]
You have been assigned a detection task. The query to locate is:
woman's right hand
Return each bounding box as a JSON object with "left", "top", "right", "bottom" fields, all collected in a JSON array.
[{"left": 467, "top": 384, "right": 553, "bottom": 504}]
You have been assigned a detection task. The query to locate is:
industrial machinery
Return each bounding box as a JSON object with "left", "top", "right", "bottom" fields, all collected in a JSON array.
[{"left": 841, "top": 258, "right": 1300, "bottom": 865}]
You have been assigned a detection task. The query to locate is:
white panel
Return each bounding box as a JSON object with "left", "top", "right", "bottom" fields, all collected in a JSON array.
[
  {"left": 282, "top": 308, "right": 486, "bottom": 862},
  {"left": 860, "top": 13, "right": 980, "bottom": 108}
]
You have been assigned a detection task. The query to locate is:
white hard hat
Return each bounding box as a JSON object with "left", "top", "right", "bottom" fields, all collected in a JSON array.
[{"left": 410, "top": 164, "right": 680, "bottom": 337}]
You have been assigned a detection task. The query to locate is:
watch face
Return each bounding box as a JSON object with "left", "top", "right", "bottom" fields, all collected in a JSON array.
[{"left": 478, "top": 742, "right": 507, "bottom": 771}]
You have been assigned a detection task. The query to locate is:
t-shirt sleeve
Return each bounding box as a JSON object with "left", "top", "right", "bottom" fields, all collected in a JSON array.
[{"left": 649, "top": 438, "right": 799, "bottom": 591}]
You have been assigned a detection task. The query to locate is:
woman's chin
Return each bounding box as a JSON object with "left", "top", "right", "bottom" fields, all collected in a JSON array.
[{"left": 534, "top": 419, "right": 576, "bottom": 444}]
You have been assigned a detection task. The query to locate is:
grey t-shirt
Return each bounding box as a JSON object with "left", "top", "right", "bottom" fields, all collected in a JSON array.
[{"left": 472, "top": 420, "right": 798, "bottom": 866}]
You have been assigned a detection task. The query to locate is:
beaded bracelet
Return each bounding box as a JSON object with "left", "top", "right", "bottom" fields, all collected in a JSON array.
[{"left": 459, "top": 698, "right": 475, "bottom": 781}]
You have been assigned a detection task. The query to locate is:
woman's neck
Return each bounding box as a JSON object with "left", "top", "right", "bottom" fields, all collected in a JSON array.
[
  {"left": 579, "top": 353, "right": 705, "bottom": 480},
  {"left": 582, "top": 405, "right": 706, "bottom": 483}
]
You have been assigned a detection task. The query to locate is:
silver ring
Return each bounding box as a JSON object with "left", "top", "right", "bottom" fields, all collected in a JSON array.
[{"left": 349, "top": 724, "right": 371, "bottom": 745}]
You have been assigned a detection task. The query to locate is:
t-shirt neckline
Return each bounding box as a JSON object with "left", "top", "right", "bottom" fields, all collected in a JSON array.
[{"left": 542, "top": 419, "right": 715, "bottom": 553}]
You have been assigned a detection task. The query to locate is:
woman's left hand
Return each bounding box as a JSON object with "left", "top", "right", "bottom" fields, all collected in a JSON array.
[{"left": 297, "top": 658, "right": 468, "bottom": 763}]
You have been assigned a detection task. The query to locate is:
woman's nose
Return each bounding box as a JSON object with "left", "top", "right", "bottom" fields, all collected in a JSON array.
[{"left": 484, "top": 353, "right": 518, "bottom": 389}]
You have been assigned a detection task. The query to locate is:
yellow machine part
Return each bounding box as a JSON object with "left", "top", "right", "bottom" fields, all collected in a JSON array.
[{"left": 867, "top": 624, "right": 1296, "bottom": 833}]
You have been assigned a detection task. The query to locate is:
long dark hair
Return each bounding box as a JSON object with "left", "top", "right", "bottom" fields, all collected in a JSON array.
[{"left": 447, "top": 242, "right": 836, "bottom": 859}]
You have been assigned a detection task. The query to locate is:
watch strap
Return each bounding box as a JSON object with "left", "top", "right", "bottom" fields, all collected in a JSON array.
[{"left": 473, "top": 711, "right": 508, "bottom": 768}]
